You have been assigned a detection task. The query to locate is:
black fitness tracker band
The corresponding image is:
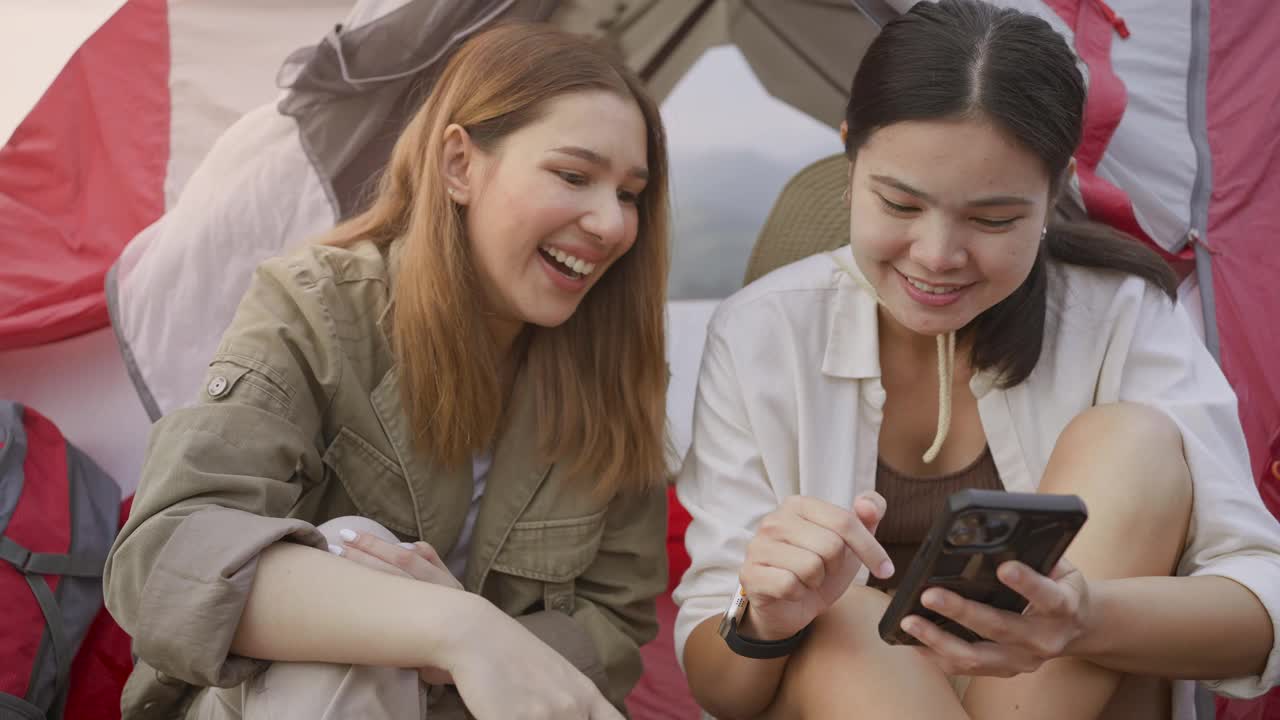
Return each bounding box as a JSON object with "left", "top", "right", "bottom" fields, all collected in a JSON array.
[{"left": 718, "top": 611, "right": 810, "bottom": 659}]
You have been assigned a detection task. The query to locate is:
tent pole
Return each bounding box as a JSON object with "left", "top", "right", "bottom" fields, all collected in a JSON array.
[
  {"left": 1194, "top": 238, "right": 1221, "bottom": 363},
  {"left": 640, "top": 0, "right": 718, "bottom": 82}
]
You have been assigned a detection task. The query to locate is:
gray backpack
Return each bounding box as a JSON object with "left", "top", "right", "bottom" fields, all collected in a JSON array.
[{"left": 0, "top": 401, "right": 121, "bottom": 719}]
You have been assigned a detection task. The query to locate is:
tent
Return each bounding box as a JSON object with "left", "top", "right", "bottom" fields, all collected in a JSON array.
[{"left": 1, "top": 1, "right": 1277, "bottom": 718}]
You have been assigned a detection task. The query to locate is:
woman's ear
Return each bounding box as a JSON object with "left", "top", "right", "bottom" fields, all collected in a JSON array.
[
  {"left": 840, "top": 120, "right": 849, "bottom": 148},
  {"left": 440, "top": 124, "right": 475, "bottom": 205}
]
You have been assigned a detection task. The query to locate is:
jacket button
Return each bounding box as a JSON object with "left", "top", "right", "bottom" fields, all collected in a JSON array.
[{"left": 207, "top": 376, "right": 229, "bottom": 398}]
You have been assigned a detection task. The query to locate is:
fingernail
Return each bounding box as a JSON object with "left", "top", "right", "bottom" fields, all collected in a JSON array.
[
  {"left": 338, "top": 529, "right": 357, "bottom": 543},
  {"left": 1003, "top": 564, "right": 1021, "bottom": 581},
  {"left": 901, "top": 618, "right": 915, "bottom": 634},
  {"left": 923, "top": 590, "right": 943, "bottom": 609},
  {"left": 327, "top": 544, "right": 345, "bottom": 557},
  {"left": 877, "top": 560, "right": 895, "bottom": 579},
  {"left": 399, "top": 542, "right": 416, "bottom": 550}
]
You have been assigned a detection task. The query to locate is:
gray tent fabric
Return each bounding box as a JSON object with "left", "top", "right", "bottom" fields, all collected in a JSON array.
[
  {"left": 274, "top": 0, "right": 879, "bottom": 220},
  {"left": 279, "top": 0, "right": 559, "bottom": 219},
  {"left": 554, "top": 0, "right": 879, "bottom": 131}
]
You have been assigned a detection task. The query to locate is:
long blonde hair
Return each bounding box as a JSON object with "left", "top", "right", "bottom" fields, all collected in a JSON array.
[{"left": 326, "top": 23, "right": 670, "bottom": 499}]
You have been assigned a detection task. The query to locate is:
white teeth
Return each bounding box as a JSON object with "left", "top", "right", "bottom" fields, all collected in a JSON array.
[
  {"left": 907, "top": 277, "right": 957, "bottom": 295},
  {"left": 541, "top": 246, "right": 596, "bottom": 276}
]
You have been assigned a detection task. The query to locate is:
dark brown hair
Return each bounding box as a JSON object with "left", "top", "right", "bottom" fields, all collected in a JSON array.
[{"left": 844, "top": 0, "right": 1175, "bottom": 386}]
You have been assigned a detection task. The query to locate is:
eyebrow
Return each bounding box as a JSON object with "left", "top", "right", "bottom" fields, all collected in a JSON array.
[
  {"left": 551, "top": 146, "right": 649, "bottom": 182},
  {"left": 870, "top": 174, "right": 1034, "bottom": 208}
]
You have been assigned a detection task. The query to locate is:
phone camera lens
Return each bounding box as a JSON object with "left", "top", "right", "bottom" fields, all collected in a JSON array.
[
  {"left": 986, "top": 520, "right": 1010, "bottom": 540},
  {"left": 947, "top": 512, "right": 984, "bottom": 546}
]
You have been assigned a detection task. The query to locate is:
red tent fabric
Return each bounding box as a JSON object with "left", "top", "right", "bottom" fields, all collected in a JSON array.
[
  {"left": 1204, "top": 3, "right": 1280, "bottom": 521},
  {"left": 0, "top": 0, "right": 169, "bottom": 350}
]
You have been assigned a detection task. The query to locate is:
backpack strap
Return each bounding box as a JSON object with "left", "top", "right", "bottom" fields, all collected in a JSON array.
[
  {"left": 0, "top": 536, "right": 103, "bottom": 578},
  {"left": 0, "top": 536, "right": 75, "bottom": 719}
]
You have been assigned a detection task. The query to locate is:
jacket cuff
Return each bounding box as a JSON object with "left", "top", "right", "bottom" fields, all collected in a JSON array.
[
  {"left": 135, "top": 505, "right": 326, "bottom": 687},
  {"left": 517, "top": 609, "right": 608, "bottom": 691}
]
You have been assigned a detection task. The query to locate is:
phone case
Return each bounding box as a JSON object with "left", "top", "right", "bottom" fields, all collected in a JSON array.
[{"left": 878, "top": 489, "right": 1087, "bottom": 645}]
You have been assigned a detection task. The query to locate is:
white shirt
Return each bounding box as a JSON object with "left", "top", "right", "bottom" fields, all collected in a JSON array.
[{"left": 673, "top": 247, "right": 1280, "bottom": 717}]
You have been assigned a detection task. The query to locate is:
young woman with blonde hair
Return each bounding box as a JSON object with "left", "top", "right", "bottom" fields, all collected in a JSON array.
[{"left": 105, "top": 23, "right": 670, "bottom": 720}]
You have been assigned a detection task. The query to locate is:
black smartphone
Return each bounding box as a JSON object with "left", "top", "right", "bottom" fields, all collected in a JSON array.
[{"left": 879, "top": 489, "right": 1087, "bottom": 645}]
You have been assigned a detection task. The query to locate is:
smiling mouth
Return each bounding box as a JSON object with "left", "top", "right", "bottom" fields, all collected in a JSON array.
[
  {"left": 539, "top": 246, "right": 596, "bottom": 280},
  {"left": 899, "top": 271, "right": 972, "bottom": 295}
]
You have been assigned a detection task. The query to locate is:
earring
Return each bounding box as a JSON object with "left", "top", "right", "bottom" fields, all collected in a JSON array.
[
  {"left": 842, "top": 187, "right": 851, "bottom": 204},
  {"left": 448, "top": 188, "right": 456, "bottom": 198},
  {"left": 1041, "top": 226, "right": 1048, "bottom": 241}
]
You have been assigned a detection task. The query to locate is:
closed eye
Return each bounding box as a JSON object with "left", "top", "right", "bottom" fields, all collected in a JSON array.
[
  {"left": 556, "top": 170, "right": 588, "bottom": 186},
  {"left": 618, "top": 189, "right": 641, "bottom": 205},
  {"left": 973, "top": 216, "right": 1021, "bottom": 229},
  {"left": 877, "top": 194, "right": 920, "bottom": 215}
]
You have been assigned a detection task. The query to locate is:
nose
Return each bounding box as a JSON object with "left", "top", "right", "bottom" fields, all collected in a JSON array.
[
  {"left": 909, "top": 221, "right": 968, "bottom": 274},
  {"left": 579, "top": 189, "right": 629, "bottom": 249}
]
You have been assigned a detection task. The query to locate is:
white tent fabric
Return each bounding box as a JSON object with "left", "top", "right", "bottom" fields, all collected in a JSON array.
[{"left": 108, "top": 104, "right": 337, "bottom": 418}]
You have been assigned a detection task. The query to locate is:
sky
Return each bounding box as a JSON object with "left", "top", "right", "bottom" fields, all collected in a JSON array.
[{"left": 661, "top": 46, "right": 841, "bottom": 166}]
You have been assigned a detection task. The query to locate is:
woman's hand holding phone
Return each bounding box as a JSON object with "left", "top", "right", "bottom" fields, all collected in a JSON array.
[
  {"left": 738, "top": 492, "right": 895, "bottom": 641},
  {"left": 902, "top": 556, "right": 1093, "bottom": 677}
]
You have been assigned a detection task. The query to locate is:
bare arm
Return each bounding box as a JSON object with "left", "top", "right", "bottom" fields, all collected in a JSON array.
[
  {"left": 229, "top": 541, "right": 487, "bottom": 668},
  {"left": 1071, "top": 575, "right": 1272, "bottom": 678},
  {"left": 230, "top": 540, "right": 621, "bottom": 719},
  {"left": 682, "top": 495, "right": 891, "bottom": 718},
  {"left": 682, "top": 614, "right": 789, "bottom": 719}
]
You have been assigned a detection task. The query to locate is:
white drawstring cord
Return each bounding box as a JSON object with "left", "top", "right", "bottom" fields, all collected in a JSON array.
[{"left": 832, "top": 256, "right": 955, "bottom": 464}]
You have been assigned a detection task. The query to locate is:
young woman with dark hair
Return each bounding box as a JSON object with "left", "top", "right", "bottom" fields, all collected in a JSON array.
[{"left": 675, "top": 2, "right": 1280, "bottom": 718}]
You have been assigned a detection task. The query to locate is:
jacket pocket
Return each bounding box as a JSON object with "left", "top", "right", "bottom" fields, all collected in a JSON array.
[
  {"left": 491, "top": 510, "right": 607, "bottom": 584},
  {"left": 322, "top": 427, "right": 416, "bottom": 536}
]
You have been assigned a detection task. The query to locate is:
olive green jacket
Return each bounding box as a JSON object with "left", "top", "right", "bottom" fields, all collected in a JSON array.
[{"left": 103, "top": 241, "right": 668, "bottom": 718}]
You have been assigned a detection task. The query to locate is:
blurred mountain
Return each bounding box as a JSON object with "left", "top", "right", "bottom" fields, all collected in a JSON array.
[{"left": 668, "top": 147, "right": 817, "bottom": 299}]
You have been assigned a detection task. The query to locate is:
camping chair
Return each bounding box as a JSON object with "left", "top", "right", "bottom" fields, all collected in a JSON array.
[{"left": 743, "top": 154, "right": 850, "bottom": 285}]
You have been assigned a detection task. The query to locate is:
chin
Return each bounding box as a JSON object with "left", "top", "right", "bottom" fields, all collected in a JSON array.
[
  {"left": 891, "top": 304, "right": 975, "bottom": 337},
  {"left": 522, "top": 306, "right": 579, "bottom": 329}
]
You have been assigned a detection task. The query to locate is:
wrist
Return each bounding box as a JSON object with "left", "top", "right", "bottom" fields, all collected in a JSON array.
[
  {"left": 738, "top": 607, "right": 798, "bottom": 643},
  {"left": 422, "top": 585, "right": 495, "bottom": 669},
  {"left": 1064, "top": 577, "right": 1110, "bottom": 660}
]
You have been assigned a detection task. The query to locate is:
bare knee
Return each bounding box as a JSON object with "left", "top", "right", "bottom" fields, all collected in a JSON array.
[
  {"left": 316, "top": 515, "right": 400, "bottom": 545},
  {"left": 1042, "top": 403, "right": 1192, "bottom": 575},
  {"left": 770, "top": 586, "right": 963, "bottom": 719},
  {"left": 766, "top": 586, "right": 888, "bottom": 715},
  {"left": 1043, "top": 403, "right": 1191, "bottom": 507}
]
